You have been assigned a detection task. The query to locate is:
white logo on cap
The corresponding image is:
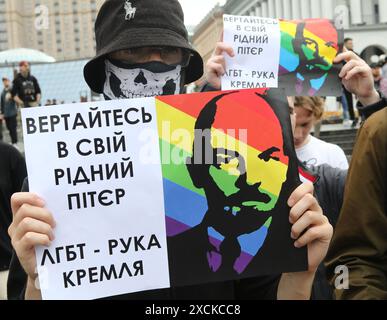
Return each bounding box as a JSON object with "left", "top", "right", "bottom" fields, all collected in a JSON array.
[{"left": 124, "top": 1, "right": 136, "bottom": 21}]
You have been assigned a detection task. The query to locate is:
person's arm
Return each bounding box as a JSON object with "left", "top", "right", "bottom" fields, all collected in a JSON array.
[
  {"left": 8, "top": 193, "right": 56, "bottom": 300},
  {"left": 35, "top": 94, "right": 41, "bottom": 105},
  {"left": 325, "top": 110, "right": 387, "bottom": 300},
  {"left": 357, "top": 97, "right": 387, "bottom": 121},
  {"left": 13, "top": 96, "right": 24, "bottom": 107},
  {"left": 277, "top": 272, "right": 315, "bottom": 299},
  {"left": 236, "top": 275, "right": 282, "bottom": 300},
  {"left": 313, "top": 164, "right": 347, "bottom": 227},
  {"left": 33, "top": 77, "right": 41, "bottom": 104},
  {"left": 11, "top": 80, "right": 24, "bottom": 107},
  {"left": 335, "top": 146, "right": 349, "bottom": 171},
  {"left": 277, "top": 182, "right": 333, "bottom": 300},
  {"left": 1, "top": 91, "right": 5, "bottom": 115},
  {"left": 205, "top": 42, "right": 235, "bottom": 90},
  {"left": 11, "top": 148, "right": 27, "bottom": 194}
]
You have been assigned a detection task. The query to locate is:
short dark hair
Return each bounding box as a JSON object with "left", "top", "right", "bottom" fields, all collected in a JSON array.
[
  {"left": 370, "top": 62, "right": 381, "bottom": 69},
  {"left": 2, "top": 77, "right": 9, "bottom": 81},
  {"left": 344, "top": 38, "right": 353, "bottom": 43},
  {"left": 19, "top": 60, "right": 29, "bottom": 67}
]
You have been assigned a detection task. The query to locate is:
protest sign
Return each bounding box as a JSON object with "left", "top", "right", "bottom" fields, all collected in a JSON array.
[
  {"left": 22, "top": 99, "right": 170, "bottom": 299},
  {"left": 22, "top": 89, "right": 307, "bottom": 299},
  {"left": 222, "top": 15, "right": 344, "bottom": 96}
]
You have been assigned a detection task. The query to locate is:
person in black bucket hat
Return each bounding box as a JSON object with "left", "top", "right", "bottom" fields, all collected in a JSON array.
[{"left": 84, "top": 0, "right": 203, "bottom": 100}]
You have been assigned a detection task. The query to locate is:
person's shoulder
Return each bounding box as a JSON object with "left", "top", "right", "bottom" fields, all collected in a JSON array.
[
  {"left": 309, "top": 135, "right": 332, "bottom": 149},
  {"left": 310, "top": 136, "right": 347, "bottom": 168},
  {"left": 0, "top": 142, "right": 23, "bottom": 158},
  {"left": 313, "top": 163, "right": 347, "bottom": 182},
  {"left": 13, "top": 74, "right": 22, "bottom": 82},
  {"left": 362, "top": 107, "right": 387, "bottom": 137},
  {"left": 0, "top": 141, "right": 14, "bottom": 152},
  {"left": 364, "top": 106, "right": 387, "bottom": 126}
]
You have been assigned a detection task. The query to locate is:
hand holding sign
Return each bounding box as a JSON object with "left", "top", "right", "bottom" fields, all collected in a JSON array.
[
  {"left": 8, "top": 192, "right": 55, "bottom": 299},
  {"left": 336, "top": 50, "right": 380, "bottom": 106},
  {"left": 206, "top": 41, "right": 235, "bottom": 90},
  {"left": 287, "top": 182, "right": 332, "bottom": 273},
  {"left": 9, "top": 193, "right": 54, "bottom": 279}
]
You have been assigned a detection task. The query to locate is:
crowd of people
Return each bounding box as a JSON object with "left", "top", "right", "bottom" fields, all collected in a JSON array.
[{"left": 0, "top": 0, "right": 386, "bottom": 301}]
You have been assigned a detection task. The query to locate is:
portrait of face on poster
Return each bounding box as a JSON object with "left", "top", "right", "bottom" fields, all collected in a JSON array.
[
  {"left": 157, "top": 89, "right": 307, "bottom": 287},
  {"left": 222, "top": 16, "right": 344, "bottom": 96},
  {"left": 22, "top": 89, "right": 307, "bottom": 299}
]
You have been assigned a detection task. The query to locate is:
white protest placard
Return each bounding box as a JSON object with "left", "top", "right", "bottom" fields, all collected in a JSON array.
[
  {"left": 22, "top": 99, "right": 169, "bottom": 300},
  {"left": 222, "top": 14, "right": 281, "bottom": 90}
]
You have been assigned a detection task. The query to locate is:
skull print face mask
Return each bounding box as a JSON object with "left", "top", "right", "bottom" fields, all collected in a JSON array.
[{"left": 103, "top": 59, "right": 183, "bottom": 100}]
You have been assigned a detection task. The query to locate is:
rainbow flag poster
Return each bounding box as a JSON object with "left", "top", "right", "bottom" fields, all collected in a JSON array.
[
  {"left": 278, "top": 19, "right": 343, "bottom": 96},
  {"left": 21, "top": 89, "right": 307, "bottom": 299},
  {"left": 157, "top": 89, "right": 307, "bottom": 287},
  {"left": 223, "top": 16, "right": 343, "bottom": 97}
]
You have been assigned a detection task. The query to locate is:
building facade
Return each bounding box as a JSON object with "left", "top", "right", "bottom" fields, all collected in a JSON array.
[
  {"left": 190, "top": 4, "right": 224, "bottom": 87},
  {"left": 0, "top": 0, "right": 105, "bottom": 61},
  {"left": 222, "top": 0, "right": 387, "bottom": 61}
]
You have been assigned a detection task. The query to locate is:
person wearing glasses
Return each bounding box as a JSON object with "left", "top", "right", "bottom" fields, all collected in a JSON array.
[
  {"left": 8, "top": 0, "right": 334, "bottom": 300},
  {"left": 82, "top": 0, "right": 202, "bottom": 101}
]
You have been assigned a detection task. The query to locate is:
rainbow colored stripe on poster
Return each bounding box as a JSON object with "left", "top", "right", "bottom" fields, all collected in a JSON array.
[
  {"left": 155, "top": 90, "right": 289, "bottom": 268},
  {"left": 279, "top": 19, "right": 339, "bottom": 92}
]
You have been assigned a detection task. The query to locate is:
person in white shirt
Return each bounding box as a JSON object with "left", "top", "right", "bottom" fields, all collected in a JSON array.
[{"left": 294, "top": 96, "right": 349, "bottom": 170}]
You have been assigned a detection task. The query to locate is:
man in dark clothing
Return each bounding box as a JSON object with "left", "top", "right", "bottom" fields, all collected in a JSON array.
[
  {"left": 0, "top": 77, "right": 19, "bottom": 146},
  {"left": 0, "top": 142, "right": 27, "bottom": 299},
  {"left": 11, "top": 61, "right": 41, "bottom": 108}
]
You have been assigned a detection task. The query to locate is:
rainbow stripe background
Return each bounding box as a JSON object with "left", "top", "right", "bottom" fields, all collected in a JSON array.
[
  {"left": 279, "top": 19, "right": 339, "bottom": 93},
  {"left": 156, "top": 90, "right": 289, "bottom": 272}
]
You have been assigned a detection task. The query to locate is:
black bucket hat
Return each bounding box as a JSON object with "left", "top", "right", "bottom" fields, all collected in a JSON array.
[{"left": 84, "top": 0, "right": 203, "bottom": 94}]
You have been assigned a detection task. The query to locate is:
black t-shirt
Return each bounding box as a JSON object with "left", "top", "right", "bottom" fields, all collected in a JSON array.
[
  {"left": 11, "top": 74, "right": 41, "bottom": 105},
  {"left": 0, "top": 142, "right": 27, "bottom": 271}
]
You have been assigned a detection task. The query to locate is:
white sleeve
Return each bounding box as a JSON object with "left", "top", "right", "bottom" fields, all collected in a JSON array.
[{"left": 331, "top": 145, "right": 349, "bottom": 170}]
